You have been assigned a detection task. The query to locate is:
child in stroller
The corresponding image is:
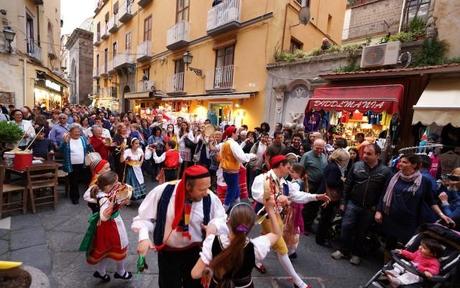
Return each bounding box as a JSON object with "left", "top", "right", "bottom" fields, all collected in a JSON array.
[
  {"left": 384, "top": 238, "right": 442, "bottom": 287},
  {"left": 363, "top": 223, "right": 460, "bottom": 288}
]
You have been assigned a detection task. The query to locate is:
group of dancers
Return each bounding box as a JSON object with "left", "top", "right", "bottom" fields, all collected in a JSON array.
[{"left": 80, "top": 151, "right": 331, "bottom": 288}]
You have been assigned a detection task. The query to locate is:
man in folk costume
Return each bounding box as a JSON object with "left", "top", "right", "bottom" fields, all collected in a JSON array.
[
  {"left": 220, "top": 126, "right": 256, "bottom": 211},
  {"left": 133, "top": 165, "right": 226, "bottom": 288},
  {"left": 252, "top": 155, "right": 330, "bottom": 288}
]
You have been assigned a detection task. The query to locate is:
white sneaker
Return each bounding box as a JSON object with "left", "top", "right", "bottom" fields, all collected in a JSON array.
[
  {"left": 331, "top": 250, "right": 345, "bottom": 260},
  {"left": 350, "top": 255, "right": 361, "bottom": 265}
]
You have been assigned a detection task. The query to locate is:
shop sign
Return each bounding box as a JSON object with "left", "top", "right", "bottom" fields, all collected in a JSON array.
[
  {"left": 45, "top": 80, "right": 62, "bottom": 92},
  {"left": 310, "top": 99, "right": 389, "bottom": 112}
]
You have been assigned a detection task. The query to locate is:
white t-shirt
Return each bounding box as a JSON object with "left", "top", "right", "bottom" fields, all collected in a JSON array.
[{"left": 70, "top": 138, "right": 84, "bottom": 164}]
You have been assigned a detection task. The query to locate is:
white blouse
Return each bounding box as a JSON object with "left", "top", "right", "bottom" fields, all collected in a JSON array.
[{"left": 199, "top": 234, "right": 272, "bottom": 265}]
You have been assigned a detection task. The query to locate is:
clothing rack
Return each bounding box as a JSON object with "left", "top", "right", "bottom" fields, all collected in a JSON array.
[{"left": 398, "top": 144, "right": 443, "bottom": 155}]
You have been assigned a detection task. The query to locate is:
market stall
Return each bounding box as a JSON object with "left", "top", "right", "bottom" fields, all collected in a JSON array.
[
  {"left": 412, "top": 78, "right": 460, "bottom": 175},
  {"left": 305, "top": 84, "right": 404, "bottom": 147}
]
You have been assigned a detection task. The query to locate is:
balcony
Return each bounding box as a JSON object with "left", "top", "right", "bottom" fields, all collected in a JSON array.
[
  {"left": 206, "top": 65, "right": 235, "bottom": 91},
  {"left": 113, "top": 52, "right": 135, "bottom": 70},
  {"left": 168, "top": 72, "right": 185, "bottom": 94},
  {"left": 93, "top": 67, "right": 100, "bottom": 79},
  {"left": 138, "top": 80, "right": 155, "bottom": 92},
  {"left": 108, "top": 15, "right": 119, "bottom": 33},
  {"left": 92, "top": 86, "right": 100, "bottom": 96},
  {"left": 207, "top": 0, "right": 241, "bottom": 36},
  {"left": 27, "top": 40, "right": 41, "bottom": 62},
  {"left": 119, "top": 0, "right": 134, "bottom": 23},
  {"left": 166, "top": 21, "right": 190, "bottom": 50},
  {"left": 136, "top": 41, "right": 152, "bottom": 62},
  {"left": 93, "top": 33, "right": 102, "bottom": 46},
  {"left": 48, "top": 47, "right": 57, "bottom": 60},
  {"left": 101, "top": 24, "right": 109, "bottom": 39},
  {"left": 138, "top": 0, "right": 153, "bottom": 8},
  {"left": 100, "top": 63, "right": 108, "bottom": 77}
]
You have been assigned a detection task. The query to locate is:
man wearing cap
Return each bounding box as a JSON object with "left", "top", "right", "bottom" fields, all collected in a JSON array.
[
  {"left": 132, "top": 165, "right": 226, "bottom": 288},
  {"left": 220, "top": 126, "right": 256, "bottom": 211},
  {"left": 252, "top": 155, "right": 330, "bottom": 288}
]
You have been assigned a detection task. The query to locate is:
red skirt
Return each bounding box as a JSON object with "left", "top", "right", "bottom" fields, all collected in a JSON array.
[{"left": 87, "top": 219, "right": 127, "bottom": 265}]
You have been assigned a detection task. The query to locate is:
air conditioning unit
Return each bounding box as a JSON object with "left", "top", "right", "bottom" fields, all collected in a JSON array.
[{"left": 360, "top": 41, "right": 401, "bottom": 68}]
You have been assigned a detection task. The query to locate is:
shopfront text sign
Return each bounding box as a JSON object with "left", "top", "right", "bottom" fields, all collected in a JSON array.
[
  {"left": 45, "top": 80, "right": 61, "bottom": 92},
  {"left": 309, "top": 99, "right": 392, "bottom": 113}
]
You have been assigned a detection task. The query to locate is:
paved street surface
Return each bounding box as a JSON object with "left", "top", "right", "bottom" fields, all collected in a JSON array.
[{"left": 0, "top": 180, "right": 382, "bottom": 288}]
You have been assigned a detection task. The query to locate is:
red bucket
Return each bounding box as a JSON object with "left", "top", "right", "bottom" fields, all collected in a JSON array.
[{"left": 14, "top": 151, "right": 33, "bottom": 171}]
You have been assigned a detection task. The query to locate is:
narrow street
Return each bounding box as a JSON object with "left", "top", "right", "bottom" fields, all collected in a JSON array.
[{"left": 0, "top": 181, "right": 381, "bottom": 288}]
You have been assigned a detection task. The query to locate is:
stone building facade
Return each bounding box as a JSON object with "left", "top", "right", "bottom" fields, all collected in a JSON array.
[
  {"left": 65, "top": 28, "right": 94, "bottom": 105},
  {"left": 343, "top": 0, "right": 404, "bottom": 42}
]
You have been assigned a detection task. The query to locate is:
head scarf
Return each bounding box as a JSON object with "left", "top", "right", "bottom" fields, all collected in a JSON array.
[
  {"left": 224, "top": 126, "right": 236, "bottom": 139},
  {"left": 172, "top": 165, "right": 210, "bottom": 239}
]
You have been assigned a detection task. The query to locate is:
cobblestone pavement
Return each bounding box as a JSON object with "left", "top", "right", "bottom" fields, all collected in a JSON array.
[{"left": 0, "top": 180, "right": 382, "bottom": 288}]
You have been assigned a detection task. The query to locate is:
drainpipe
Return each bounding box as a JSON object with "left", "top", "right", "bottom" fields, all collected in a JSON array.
[{"left": 21, "top": 58, "right": 27, "bottom": 107}]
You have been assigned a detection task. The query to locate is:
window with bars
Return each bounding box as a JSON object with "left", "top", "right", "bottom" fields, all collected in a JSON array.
[
  {"left": 401, "top": 0, "right": 431, "bottom": 31},
  {"left": 125, "top": 32, "right": 132, "bottom": 51},
  {"left": 176, "top": 0, "right": 189, "bottom": 22},
  {"left": 144, "top": 16, "right": 152, "bottom": 41}
]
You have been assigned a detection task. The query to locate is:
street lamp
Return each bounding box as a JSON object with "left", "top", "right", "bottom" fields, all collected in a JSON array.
[
  {"left": 183, "top": 51, "right": 204, "bottom": 78},
  {"left": 3, "top": 26, "right": 16, "bottom": 53}
]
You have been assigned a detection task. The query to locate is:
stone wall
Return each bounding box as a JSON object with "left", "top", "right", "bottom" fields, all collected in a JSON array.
[
  {"left": 78, "top": 37, "right": 93, "bottom": 105},
  {"left": 0, "top": 54, "right": 25, "bottom": 107},
  {"left": 344, "top": 0, "right": 403, "bottom": 41},
  {"left": 434, "top": 0, "right": 460, "bottom": 58}
]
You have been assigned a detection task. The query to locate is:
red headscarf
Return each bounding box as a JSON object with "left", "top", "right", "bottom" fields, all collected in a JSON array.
[
  {"left": 224, "top": 126, "right": 237, "bottom": 139},
  {"left": 172, "top": 165, "right": 210, "bottom": 232}
]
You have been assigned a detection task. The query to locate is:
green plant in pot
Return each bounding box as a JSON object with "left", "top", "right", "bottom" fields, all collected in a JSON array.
[{"left": 0, "top": 121, "right": 24, "bottom": 155}]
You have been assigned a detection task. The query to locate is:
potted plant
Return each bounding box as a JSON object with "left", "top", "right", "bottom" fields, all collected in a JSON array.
[{"left": 0, "top": 121, "right": 24, "bottom": 156}]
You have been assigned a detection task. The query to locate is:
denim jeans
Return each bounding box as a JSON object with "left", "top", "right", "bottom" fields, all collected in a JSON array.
[
  {"left": 223, "top": 171, "right": 240, "bottom": 207},
  {"left": 339, "top": 200, "right": 374, "bottom": 256}
]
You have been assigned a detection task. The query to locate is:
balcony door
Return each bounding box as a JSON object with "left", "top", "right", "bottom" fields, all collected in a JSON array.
[
  {"left": 26, "top": 13, "right": 35, "bottom": 54},
  {"left": 214, "top": 45, "right": 234, "bottom": 89},
  {"left": 176, "top": 0, "right": 189, "bottom": 22},
  {"left": 174, "top": 59, "right": 185, "bottom": 92},
  {"left": 144, "top": 16, "right": 152, "bottom": 42}
]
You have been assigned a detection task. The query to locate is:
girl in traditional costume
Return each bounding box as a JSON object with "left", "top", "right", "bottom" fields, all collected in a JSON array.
[
  {"left": 121, "top": 137, "right": 146, "bottom": 200},
  {"left": 79, "top": 171, "right": 132, "bottom": 282},
  {"left": 83, "top": 155, "right": 111, "bottom": 213},
  {"left": 192, "top": 198, "right": 281, "bottom": 288}
]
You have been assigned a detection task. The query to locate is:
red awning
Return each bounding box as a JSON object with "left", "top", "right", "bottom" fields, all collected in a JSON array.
[{"left": 306, "top": 84, "right": 404, "bottom": 114}]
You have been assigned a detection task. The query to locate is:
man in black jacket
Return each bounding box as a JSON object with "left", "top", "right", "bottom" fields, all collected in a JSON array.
[{"left": 331, "top": 143, "right": 392, "bottom": 265}]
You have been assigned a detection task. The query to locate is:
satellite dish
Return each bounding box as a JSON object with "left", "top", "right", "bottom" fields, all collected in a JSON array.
[{"left": 299, "top": 7, "right": 311, "bottom": 25}]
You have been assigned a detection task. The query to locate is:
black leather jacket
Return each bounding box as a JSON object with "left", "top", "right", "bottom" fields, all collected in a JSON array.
[{"left": 344, "top": 161, "right": 392, "bottom": 209}]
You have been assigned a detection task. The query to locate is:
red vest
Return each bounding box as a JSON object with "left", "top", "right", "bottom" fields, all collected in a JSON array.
[{"left": 164, "top": 150, "right": 180, "bottom": 168}]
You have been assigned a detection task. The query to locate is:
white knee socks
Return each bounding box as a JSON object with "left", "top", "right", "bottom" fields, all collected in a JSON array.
[
  {"left": 96, "top": 259, "right": 108, "bottom": 275},
  {"left": 277, "top": 253, "right": 307, "bottom": 288},
  {"left": 116, "top": 259, "right": 126, "bottom": 276}
]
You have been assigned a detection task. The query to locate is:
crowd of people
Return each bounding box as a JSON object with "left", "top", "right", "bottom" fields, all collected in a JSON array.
[{"left": 1, "top": 103, "right": 460, "bottom": 287}]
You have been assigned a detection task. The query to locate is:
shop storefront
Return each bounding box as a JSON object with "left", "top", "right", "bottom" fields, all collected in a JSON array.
[
  {"left": 305, "top": 84, "right": 404, "bottom": 147},
  {"left": 34, "top": 76, "right": 66, "bottom": 109},
  {"left": 160, "top": 93, "right": 251, "bottom": 127},
  {"left": 124, "top": 91, "right": 162, "bottom": 119}
]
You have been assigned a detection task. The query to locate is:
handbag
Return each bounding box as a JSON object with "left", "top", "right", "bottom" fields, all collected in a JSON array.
[{"left": 183, "top": 136, "right": 196, "bottom": 150}]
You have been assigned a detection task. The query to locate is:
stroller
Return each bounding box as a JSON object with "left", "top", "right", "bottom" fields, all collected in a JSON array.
[{"left": 363, "top": 223, "right": 460, "bottom": 288}]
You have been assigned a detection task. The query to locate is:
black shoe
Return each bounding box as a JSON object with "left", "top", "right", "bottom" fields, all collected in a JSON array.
[
  {"left": 289, "top": 252, "right": 298, "bottom": 259},
  {"left": 93, "top": 271, "right": 110, "bottom": 282},
  {"left": 114, "top": 271, "right": 132, "bottom": 280},
  {"left": 71, "top": 199, "right": 79, "bottom": 205}
]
